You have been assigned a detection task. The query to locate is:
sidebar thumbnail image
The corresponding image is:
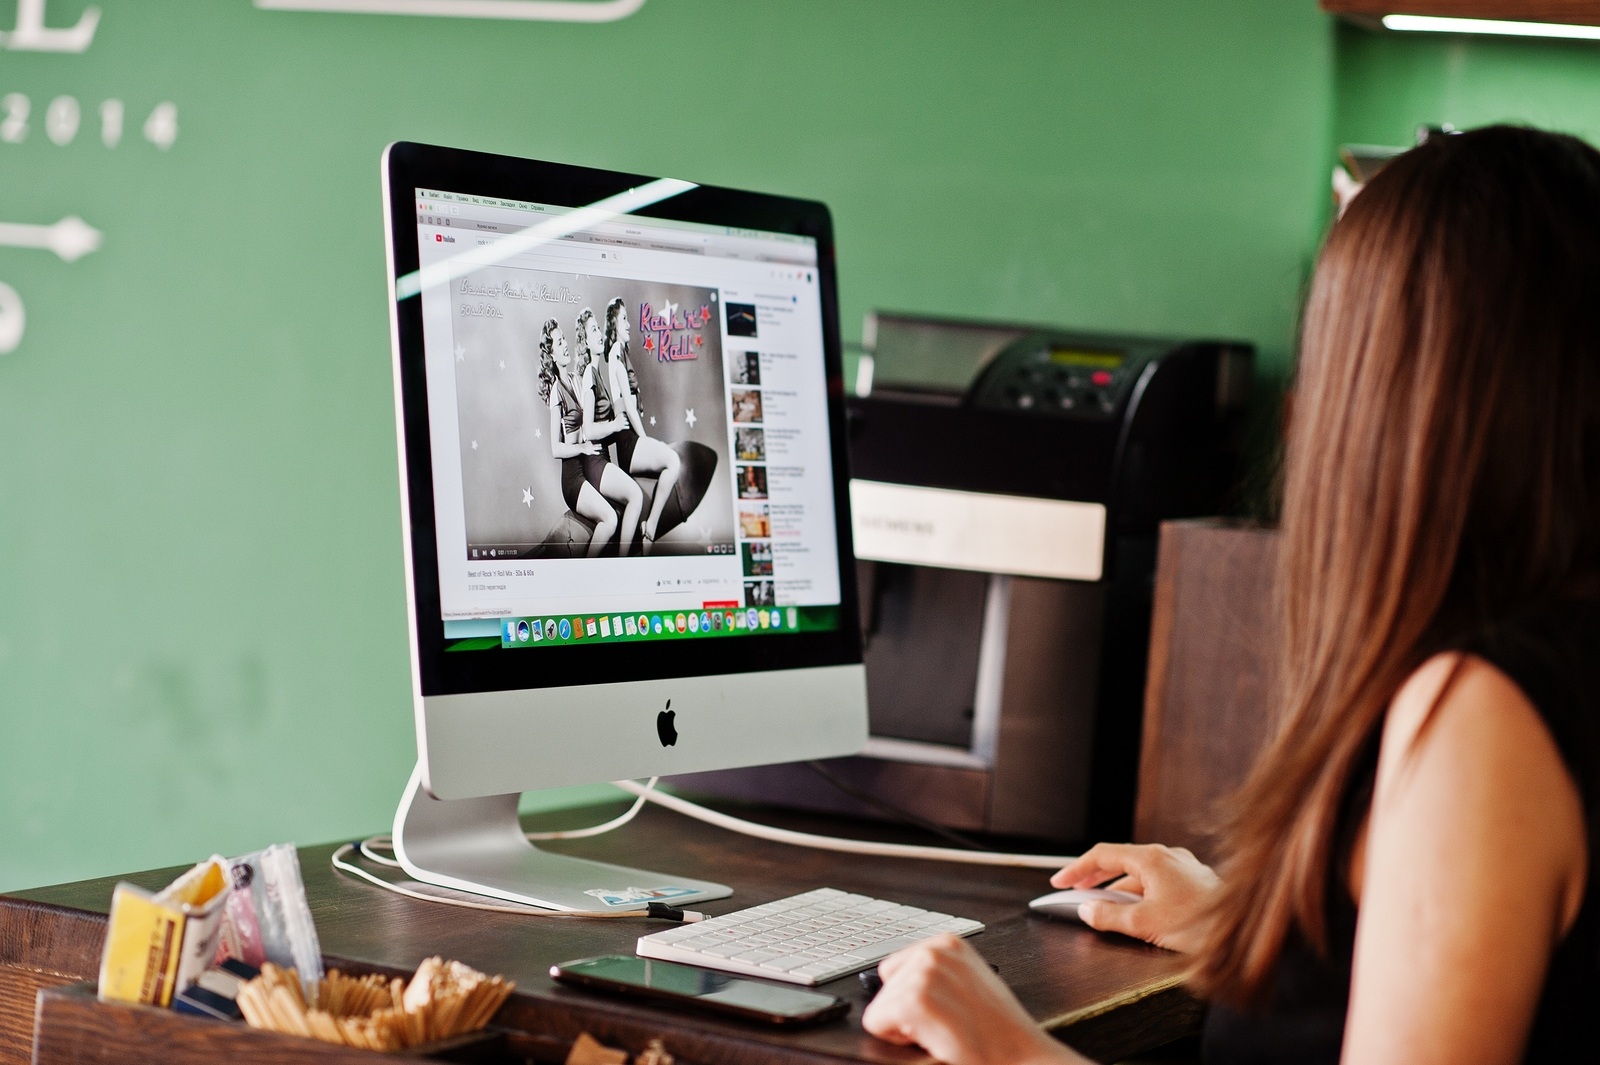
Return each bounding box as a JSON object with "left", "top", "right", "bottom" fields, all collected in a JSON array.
[
  {"left": 738, "top": 504, "right": 770, "bottom": 539},
  {"left": 737, "top": 464, "right": 767, "bottom": 500},
  {"left": 726, "top": 302, "right": 758, "bottom": 338},
  {"left": 729, "top": 351, "right": 760, "bottom": 385},
  {"left": 742, "top": 540, "right": 773, "bottom": 576}
]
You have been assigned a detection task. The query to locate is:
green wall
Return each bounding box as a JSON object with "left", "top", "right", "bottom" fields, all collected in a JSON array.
[
  {"left": 1336, "top": 22, "right": 1600, "bottom": 150},
  {"left": 3, "top": 0, "right": 1342, "bottom": 891}
]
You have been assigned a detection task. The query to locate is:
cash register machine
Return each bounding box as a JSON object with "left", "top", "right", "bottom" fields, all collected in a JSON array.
[{"left": 676, "top": 312, "right": 1253, "bottom": 845}]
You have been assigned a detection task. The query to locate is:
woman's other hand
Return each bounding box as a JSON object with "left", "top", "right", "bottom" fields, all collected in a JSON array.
[
  {"left": 579, "top": 442, "right": 602, "bottom": 455},
  {"left": 862, "top": 934, "right": 1079, "bottom": 1065},
  {"left": 1050, "top": 843, "right": 1221, "bottom": 953}
]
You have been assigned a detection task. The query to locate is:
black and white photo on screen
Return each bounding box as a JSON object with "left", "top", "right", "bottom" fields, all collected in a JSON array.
[{"left": 451, "top": 268, "right": 735, "bottom": 559}]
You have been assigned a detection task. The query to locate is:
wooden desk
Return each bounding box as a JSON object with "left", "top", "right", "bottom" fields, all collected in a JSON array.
[{"left": 1, "top": 803, "right": 1200, "bottom": 1065}]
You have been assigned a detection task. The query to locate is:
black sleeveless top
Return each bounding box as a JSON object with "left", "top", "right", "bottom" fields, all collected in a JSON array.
[
  {"left": 552, "top": 374, "right": 583, "bottom": 441},
  {"left": 1203, "top": 599, "right": 1600, "bottom": 1064},
  {"left": 588, "top": 358, "right": 616, "bottom": 424}
]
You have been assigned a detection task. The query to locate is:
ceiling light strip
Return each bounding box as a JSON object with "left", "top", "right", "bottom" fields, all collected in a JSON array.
[{"left": 1382, "top": 13, "right": 1600, "bottom": 40}]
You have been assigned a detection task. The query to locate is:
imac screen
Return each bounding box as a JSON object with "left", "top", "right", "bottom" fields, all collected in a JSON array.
[{"left": 411, "top": 188, "right": 842, "bottom": 652}]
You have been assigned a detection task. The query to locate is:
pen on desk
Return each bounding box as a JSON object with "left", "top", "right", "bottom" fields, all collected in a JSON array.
[{"left": 860, "top": 962, "right": 999, "bottom": 1001}]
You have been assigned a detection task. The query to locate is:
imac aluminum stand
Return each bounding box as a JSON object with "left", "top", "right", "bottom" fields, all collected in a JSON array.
[{"left": 392, "top": 764, "right": 731, "bottom": 912}]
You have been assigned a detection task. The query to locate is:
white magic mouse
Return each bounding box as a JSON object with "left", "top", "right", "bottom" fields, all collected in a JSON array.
[{"left": 1027, "top": 887, "right": 1142, "bottom": 922}]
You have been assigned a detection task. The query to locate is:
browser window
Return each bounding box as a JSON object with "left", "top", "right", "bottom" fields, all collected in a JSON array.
[{"left": 412, "top": 190, "right": 841, "bottom": 649}]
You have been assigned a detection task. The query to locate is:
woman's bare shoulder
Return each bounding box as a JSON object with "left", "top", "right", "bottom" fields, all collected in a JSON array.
[
  {"left": 1385, "top": 652, "right": 1539, "bottom": 753},
  {"left": 1376, "top": 651, "right": 1586, "bottom": 924}
]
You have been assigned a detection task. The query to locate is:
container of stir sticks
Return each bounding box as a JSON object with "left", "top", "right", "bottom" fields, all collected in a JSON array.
[{"left": 236, "top": 958, "right": 514, "bottom": 1052}]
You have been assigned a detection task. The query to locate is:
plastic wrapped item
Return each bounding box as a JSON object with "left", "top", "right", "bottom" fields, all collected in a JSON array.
[{"left": 216, "top": 843, "right": 323, "bottom": 1001}]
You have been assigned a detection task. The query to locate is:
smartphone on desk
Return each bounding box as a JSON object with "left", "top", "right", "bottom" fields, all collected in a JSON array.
[{"left": 550, "top": 955, "right": 849, "bottom": 1027}]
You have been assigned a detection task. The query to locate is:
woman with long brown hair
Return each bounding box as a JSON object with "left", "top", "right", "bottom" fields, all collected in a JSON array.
[{"left": 864, "top": 125, "right": 1600, "bottom": 1064}]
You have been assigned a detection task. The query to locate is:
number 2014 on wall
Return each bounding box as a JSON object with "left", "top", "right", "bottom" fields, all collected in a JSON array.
[{"left": 1, "top": 94, "right": 178, "bottom": 149}]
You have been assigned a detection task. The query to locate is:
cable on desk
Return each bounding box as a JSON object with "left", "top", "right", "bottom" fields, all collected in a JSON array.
[
  {"left": 330, "top": 843, "right": 697, "bottom": 919},
  {"left": 333, "top": 774, "right": 1076, "bottom": 918},
  {"left": 613, "top": 779, "right": 1077, "bottom": 870},
  {"left": 353, "top": 776, "right": 661, "bottom": 869},
  {"left": 331, "top": 778, "right": 705, "bottom": 920},
  {"left": 803, "top": 760, "right": 991, "bottom": 852}
]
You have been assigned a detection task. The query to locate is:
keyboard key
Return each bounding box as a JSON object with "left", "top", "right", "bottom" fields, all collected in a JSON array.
[
  {"left": 839, "top": 936, "right": 926, "bottom": 964},
  {"left": 731, "top": 949, "right": 782, "bottom": 964},
  {"left": 758, "top": 956, "right": 811, "bottom": 972}
]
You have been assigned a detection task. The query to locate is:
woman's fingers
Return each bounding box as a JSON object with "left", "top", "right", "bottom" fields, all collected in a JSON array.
[
  {"left": 1050, "top": 843, "right": 1155, "bottom": 888},
  {"left": 863, "top": 936, "right": 1070, "bottom": 1065},
  {"left": 860, "top": 998, "right": 917, "bottom": 1046},
  {"left": 1054, "top": 844, "right": 1223, "bottom": 954},
  {"left": 876, "top": 946, "right": 912, "bottom": 981},
  {"left": 1076, "top": 898, "right": 1143, "bottom": 938}
]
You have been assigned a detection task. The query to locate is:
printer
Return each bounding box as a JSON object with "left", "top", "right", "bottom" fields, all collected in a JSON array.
[{"left": 676, "top": 312, "right": 1253, "bottom": 847}]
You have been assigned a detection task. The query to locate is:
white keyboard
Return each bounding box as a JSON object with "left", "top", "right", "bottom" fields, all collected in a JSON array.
[{"left": 635, "top": 887, "right": 984, "bottom": 986}]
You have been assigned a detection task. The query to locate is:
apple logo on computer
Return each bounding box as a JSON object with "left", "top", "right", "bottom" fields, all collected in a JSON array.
[{"left": 657, "top": 700, "right": 678, "bottom": 747}]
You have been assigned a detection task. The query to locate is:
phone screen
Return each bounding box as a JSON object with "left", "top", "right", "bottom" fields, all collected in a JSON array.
[{"left": 552, "top": 955, "right": 846, "bottom": 1022}]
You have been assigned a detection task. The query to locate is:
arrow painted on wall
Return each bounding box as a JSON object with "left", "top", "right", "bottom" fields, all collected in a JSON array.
[{"left": 0, "top": 216, "right": 102, "bottom": 261}]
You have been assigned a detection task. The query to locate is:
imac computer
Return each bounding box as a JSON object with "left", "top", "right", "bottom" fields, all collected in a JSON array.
[{"left": 380, "top": 142, "right": 868, "bottom": 912}]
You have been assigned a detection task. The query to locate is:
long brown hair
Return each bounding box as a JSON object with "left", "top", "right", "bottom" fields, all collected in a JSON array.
[{"left": 1193, "top": 126, "right": 1600, "bottom": 1006}]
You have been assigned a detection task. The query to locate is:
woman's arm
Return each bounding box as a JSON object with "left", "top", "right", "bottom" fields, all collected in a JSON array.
[
  {"left": 861, "top": 812, "right": 1223, "bottom": 1062},
  {"left": 862, "top": 935, "right": 1085, "bottom": 1065},
  {"left": 580, "top": 367, "right": 622, "bottom": 439},
  {"left": 861, "top": 844, "right": 1221, "bottom": 1062},
  {"left": 548, "top": 403, "right": 595, "bottom": 458},
  {"left": 1342, "top": 654, "right": 1587, "bottom": 1065},
  {"left": 613, "top": 358, "right": 647, "bottom": 437}
]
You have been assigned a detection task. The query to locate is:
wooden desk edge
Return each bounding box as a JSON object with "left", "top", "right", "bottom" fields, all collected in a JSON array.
[
  {"left": 1045, "top": 975, "right": 1203, "bottom": 1061},
  {"left": 1045, "top": 971, "right": 1188, "bottom": 1029}
]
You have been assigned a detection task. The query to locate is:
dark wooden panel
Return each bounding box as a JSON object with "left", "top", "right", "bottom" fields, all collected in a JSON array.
[
  {"left": 1136, "top": 521, "right": 1280, "bottom": 863},
  {"left": 0, "top": 966, "right": 75, "bottom": 1065},
  {"left": 33, "top": 984, "right": 402, "bottom": 1065},
  {"left": 0, "top": 895, "right": 126, "bottom": 1065},
  {"left": 31, "top": 983, "right": 563, "bottom": 1065},
  {"left": 1323, "top": 0, "right": 1600, "bottom": 28},
  {"left": 3, "top": 804, "right": 1198, "bottom": 1064}
]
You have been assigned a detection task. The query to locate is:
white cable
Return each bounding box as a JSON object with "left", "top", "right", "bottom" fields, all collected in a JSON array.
[
  {"left": 525, "top": 776, "right": 657, "bottom": 840},
  {"left": 360, "top": 836, "right": 402, "bottom": 867},
  {"left": 353, "top": 776, "right": 661, "bottom": 868},
  {"left": 331, "top": 843, "right": 648, "bottom": 918},
  {"left": 335, "top": 773, "right": 1074, "bottom": 921},
  {"left": 614, "top": 779, "right": 1077, "bottom": 869}
]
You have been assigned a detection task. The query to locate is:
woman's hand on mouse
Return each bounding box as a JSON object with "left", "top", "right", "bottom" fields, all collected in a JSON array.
[
  {"left": 1050, "top": 843, "right": 1221, "bottom": 954},
  {"left": 862, "top": 934, "right": 1082, "bottom": 1065}
]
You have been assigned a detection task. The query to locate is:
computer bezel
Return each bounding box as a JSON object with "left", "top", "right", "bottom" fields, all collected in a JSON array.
[{"left": 382, "top": 141, "right": 863, "bottom": 700}]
